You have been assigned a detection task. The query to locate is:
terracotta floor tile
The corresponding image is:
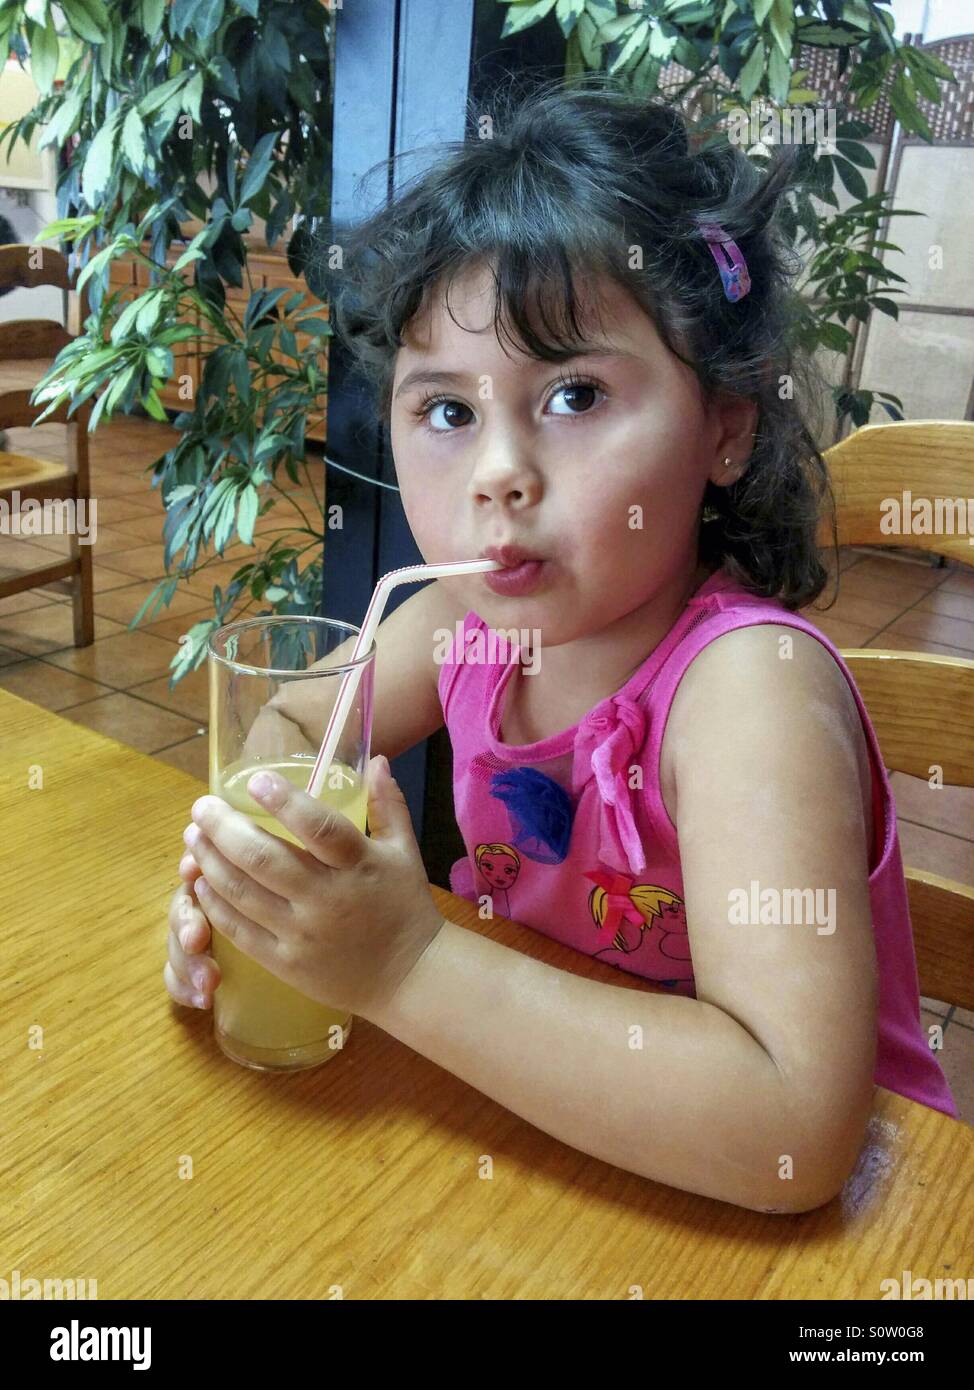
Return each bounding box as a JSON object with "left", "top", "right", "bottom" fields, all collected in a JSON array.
[
  {"left": 88, "top": 543, "right": 178, "bottom": 580},
  {"left": 0, "top": 590, "right": 58, "bottom": 617},
  {"left": 0, "top": 644, "right": 27, "bottom": 668},
  {"left": 152, "top": 734, "right": 209, "bottom": 784},
  {"left": 89, "top": 566, "right": 148, "bottom": 595},
  {"left": 897, "top": 819, "right": 974, "bottom": 885},
  {"left": 112, "top": 512, "right": 167, "bottom": 544},
  {"left": 881, "top": 609, "right": 974, "bottom": 653},
  {"left": 88, "top": 495, "right": 161, "bottom": 527},
  {"left": 139, "top": 608, "right": 215, "bottom": 643},
  {"left": 93, "top": 580, "right": 213, "bottom": 626},
  {"left": 804, "top": 590, "right": 903, "bottom": 633},
  {"left": 920, "top": 997, "right": 951, "bottom": 1017},
  {"left": 844, "top": 551, "right": 949, "bottom": 589},
  {"left": 0, "top": 605, "right": 128, "bottom": 657},
  {"left": 890, "top": 771, "right": 974, "bottom": 841},
  {"left": 952, "top": 1006, "right": 974, "bottom": 1029},
  {"left": 85, "top": 472, "right": 157, "bottom": 497},
  {"left": 938, "top": 568, "right": 974, "bottom": 596},
  {"left": 864, "top": 632, "right": 974, "bottom": 659},
  {"left": 129, "top": 662, "right": 209, "bottom": 723},
  {"left": 180, "top": 559, "right": 259, "bottom": 597},
  {"left": 836, "top": 567, "right": 939, "bottom": 609},
  {"left": 0, "top": 538, "right": 75, "bottom": 575},
  {"left": 26, "top": 525, "right": 139, "bottom": 559},
  {"left": 62, "top": 690, "right": 200, "bottom": 753},
  {"left": 938, "top": 1021, "right": 974, "bottom": 1126},
  {"left": 40, "top": 628, "right": 180, "bottom": 686},
  {"left": 0, "top": 659, "right": 113, "bottom": 711},
  {"left": 806, "top": 615, "right": 877, "bottom": 647},
  {"left": 913, "top": 586, "right": 974, "bottom": 623}
]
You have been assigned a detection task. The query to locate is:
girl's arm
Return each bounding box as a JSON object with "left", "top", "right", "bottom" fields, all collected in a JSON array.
[{"left": 368, "top": 624, "right": 877, "bottom": 1213}]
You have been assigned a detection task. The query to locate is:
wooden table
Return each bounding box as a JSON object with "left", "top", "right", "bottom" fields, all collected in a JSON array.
[{"left": 3, "top": 688, "right": 972, "bottom": 1299}]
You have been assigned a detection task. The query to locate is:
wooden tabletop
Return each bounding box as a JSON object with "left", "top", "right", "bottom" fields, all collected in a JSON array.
[{"left": 3, "top": 687, "right": 972, "bottom": 1299}]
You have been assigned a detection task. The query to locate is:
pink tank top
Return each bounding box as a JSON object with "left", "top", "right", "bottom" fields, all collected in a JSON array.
[{"left": 437, "top": 566, "right": 958, "bottom": 1119}]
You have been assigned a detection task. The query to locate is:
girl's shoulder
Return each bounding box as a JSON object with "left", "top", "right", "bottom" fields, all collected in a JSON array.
[{"left": 659, "top": 618, "right": 875, "bottom": 863}]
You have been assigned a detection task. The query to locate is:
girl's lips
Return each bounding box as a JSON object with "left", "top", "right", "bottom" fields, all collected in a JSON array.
[{"left": 483, "top": 560, "right": 545, "bottom": 596}]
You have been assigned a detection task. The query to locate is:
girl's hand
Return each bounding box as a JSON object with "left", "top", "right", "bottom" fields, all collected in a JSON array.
[
  {"left": 180, "top": 756, "right": 445, "bottom": 1023},
  {"left": 164, "top": 857, "right": 221, "bottom": 1010}
]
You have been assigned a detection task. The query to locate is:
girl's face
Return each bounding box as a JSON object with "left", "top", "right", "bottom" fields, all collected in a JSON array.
[{"left": 389, "top": 260, "right": 755, "bottom": 646}]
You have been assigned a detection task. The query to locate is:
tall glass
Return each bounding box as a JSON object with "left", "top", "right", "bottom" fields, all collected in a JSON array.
[{"left": 207, "top": 616, "right": 376, "bottom": 1071}]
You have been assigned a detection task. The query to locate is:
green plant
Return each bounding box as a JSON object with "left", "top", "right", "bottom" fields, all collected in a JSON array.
[
  {"left": 496, "top": 0, "right": 960, "bottom": 429},
  {"left": 0, "top": 0, "right": 335, "bottom": 684}
]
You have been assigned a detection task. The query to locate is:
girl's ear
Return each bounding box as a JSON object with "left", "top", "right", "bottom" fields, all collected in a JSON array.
[{"left": 707, "top": 393, "right": 759, "bottom": 488}]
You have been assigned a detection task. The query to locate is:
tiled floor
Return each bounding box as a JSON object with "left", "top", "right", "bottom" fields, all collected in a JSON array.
[{"left": 2, "top": 416, "right": 972, "bottom": 1125}]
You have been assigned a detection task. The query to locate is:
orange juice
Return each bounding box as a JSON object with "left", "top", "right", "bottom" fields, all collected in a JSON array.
[{"left": 210, "top": 758, "right": 368, "bottom": 1070}]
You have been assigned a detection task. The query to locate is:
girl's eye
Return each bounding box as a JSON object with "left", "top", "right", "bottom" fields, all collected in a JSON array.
[
  {"left": 547, "top": 376, "right": 604, "bottom": 416},
  {"left": 418, "top": 396, "right": 474, "bottom": 432},
  {"left": 412, "top": 372, "right": 605, "bottom": 433}
]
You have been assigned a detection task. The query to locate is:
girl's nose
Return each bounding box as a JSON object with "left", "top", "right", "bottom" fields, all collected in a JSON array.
[{"left": 469, "top": 452, "right": 543, "bottom": 507}]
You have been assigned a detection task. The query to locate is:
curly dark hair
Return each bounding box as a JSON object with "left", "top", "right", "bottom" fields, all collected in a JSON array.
[{"left": 313, "top": 70, "right": 839, "bottom": 609}]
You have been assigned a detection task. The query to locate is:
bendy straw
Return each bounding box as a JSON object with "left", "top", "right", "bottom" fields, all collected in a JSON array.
[{"left": 305, "top": 559, "right": 502, "bottom": 799}]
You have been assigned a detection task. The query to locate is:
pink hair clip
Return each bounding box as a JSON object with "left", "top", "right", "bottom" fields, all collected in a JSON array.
[{"left": 697, "top": 221, "right": 751, "bottom": 302}]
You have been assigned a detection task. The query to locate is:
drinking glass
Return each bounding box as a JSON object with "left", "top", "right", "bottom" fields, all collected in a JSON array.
[{"left": 207, "top": 616, "right": 375, "bottom": 1071}]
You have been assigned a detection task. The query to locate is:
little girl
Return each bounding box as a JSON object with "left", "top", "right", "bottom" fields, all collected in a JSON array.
[{"left": 166, "top": 75, "right": 957, "bottom": 1213}]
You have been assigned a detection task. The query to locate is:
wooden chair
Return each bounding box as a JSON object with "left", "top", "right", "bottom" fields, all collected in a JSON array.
[
  {"left": 0, "top": 243, "right": 94, "bottom": 645},
  {"left": 819, "top": 420, "right": 974, "bottom": 1013}
]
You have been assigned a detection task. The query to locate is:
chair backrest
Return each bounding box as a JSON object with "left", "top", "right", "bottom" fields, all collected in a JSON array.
[
  {"left": 842, "top": 647, "right": 974, "bottom": 1013},
  {"left": 0, "top": 242, "right": 90, "bottom": 362},
  {"left": 819, "top": 420, "right": 974, "bottom": 567}
]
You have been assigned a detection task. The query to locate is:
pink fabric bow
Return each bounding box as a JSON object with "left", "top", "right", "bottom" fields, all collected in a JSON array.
[
  {"left": 573, "top": 695, "right": 648, "bottom": 875},
  {"left": 583, "top": 868, "right": 644, "bottom": 940}
]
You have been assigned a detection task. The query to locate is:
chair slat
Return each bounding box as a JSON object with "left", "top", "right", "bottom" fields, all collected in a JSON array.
[
  {"left": 841, "top": 649, "right": 974, "bottom": 786},
  {"left": 819, "top": 420, "right": 974, "bottom": 566},
  {"left": 907, "top": 870, "right": 974, "bottom": 1014},
  {"left": 0, "top": 319, "right": 73, "bottom": 362}
]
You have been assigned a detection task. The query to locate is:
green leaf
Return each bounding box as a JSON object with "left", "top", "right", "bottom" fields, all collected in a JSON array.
[
  {"left": 121, "top": 106, "right": 146, "bottom": 175},
  {"left": 610, "top": 19, "right": 648, "bottom": 73},
  {"left": 183, "top": 71, "right": 204, "bottom": 124},
  {"left": 768, "top": 0, "right": 794, "bottom": 60},
  {"left": 29, "top": 20, "right": 60, "bottom": 96},
  {"left": 752, "top": 0, "right": 774, "bottom": 24},
  {"left": 138, "top": 74, "right": 188, "bottom": 118},
  {"left": 595, "top": 11, "right": 640, "bottom": 43},
  {"left": 555, "top": 0, "right": 585, "bottom": 38},
  {"left": 768, "top": 45, "right": 791, "bottom": 105},
  {"left": 128, "top": 577, "right": 178, "bottom": 630},
  {"left": 871, "top": 298, "right": 900, "bottom": 319},
  {"left": 213, "top": 489, "right": 239, "bottom": 554},
  {"left": 739, "top": 39, "right": 766, "bottom": 104},
  {"left": 577, "top": 11, "right": 602, "bottom": 67},
  {"left": 137, "top": 0, "right": 167, "bottom": 36},
  {"left": 239, "top": 131, "right": 279, "bottom": 206},
  {"left": 834, "top": 139, "right": 875, "bottom": 170},
  {"left": 907, "top": 49, "right": 958, "bottom": 83},
  {"left": 62, "top": 0, "right": 109, "bottom": 42},
  {"left": 294, "top": 316, "right": 330, "bottom": 336},
  {"left": 81, "top": 112, "right": 121, "bottom": 204},
  {"left": 501, "top": 0, "right": 556, "bottom": 39},
  {"left": 141, "top": 385, "right": 166, "bottom": 421},
  {"left": 237, "top": 484, "right": 259, "bottom": 546}
]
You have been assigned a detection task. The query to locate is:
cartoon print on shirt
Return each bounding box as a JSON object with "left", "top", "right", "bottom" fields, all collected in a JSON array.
[
  {"left": 474, "top": 842, "right": 521, "bottom": 917},
  {"left": 583, "top": 867, "right": 693, "bottom": 986}
]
